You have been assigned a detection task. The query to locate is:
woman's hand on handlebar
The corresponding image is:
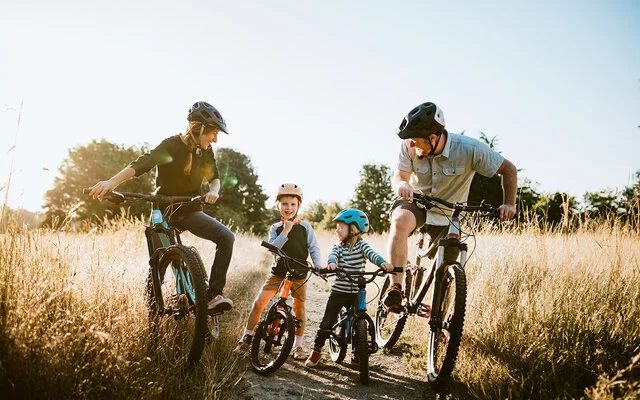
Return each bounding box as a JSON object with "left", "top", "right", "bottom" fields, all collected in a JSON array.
[
  {"left": 88, "top": 179, "right": 118, "bottom": 200},
  {"left": 204, "top": 189, "right": 219, "bottom": 204}
]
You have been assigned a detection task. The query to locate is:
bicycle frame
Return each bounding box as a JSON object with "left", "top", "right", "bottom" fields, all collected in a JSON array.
[{"left": 409, "top": 212, "right": 469, "bottom": 318}]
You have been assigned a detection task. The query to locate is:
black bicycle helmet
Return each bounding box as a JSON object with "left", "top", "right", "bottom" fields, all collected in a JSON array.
[
  {"left": 187, "top": 101, "right": 229, "bottom": 134},
  {"left": 396, "top": 102, "right": 445, "bottom": 139}
]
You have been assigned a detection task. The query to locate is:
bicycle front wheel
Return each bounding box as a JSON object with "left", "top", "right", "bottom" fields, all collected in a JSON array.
[
  {"left": 427, "top": 263, "right": 467, "bottom": 387},
  {"left": 150, "top": 244, "right": 209, "bottom": 369},
  {"left": 375, "top": 275, "right": 407, "bottom": 349},
  {"left": 251, "top": 308, "right": 295, "bottom": 375},
  {"left": 355, "top": 318, "right": 370, "bottom": 384}
]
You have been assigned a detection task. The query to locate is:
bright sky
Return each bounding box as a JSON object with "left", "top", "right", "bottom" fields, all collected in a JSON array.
[{"left": 2, "top": 0, "right": 639, "bottom": 213}]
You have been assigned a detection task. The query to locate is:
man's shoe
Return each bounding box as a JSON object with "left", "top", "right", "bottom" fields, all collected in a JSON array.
[
  {"left": 305, "top": 350, "right": 322, "bottom": 367},
  {"left": 292, "top": 346, "right": 306, "bottom": 360},
  {"left": 383, "top": 283, "right": 403, "bottom": 308},
  {"left": 208, "top": 294, "right": 233, "bottom": 311}
]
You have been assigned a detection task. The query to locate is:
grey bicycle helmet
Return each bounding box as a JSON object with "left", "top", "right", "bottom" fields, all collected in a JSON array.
[
  {"left": 188, "top": 101, "right": 229, "bottom": 134},
  {"left": 396, "top": 102, "right": 445, "bottom": 139}
]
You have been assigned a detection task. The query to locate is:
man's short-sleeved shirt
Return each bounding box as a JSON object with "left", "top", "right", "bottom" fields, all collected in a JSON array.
[{"left": 398, "top": 132, "right": 504, "bottom": 225}]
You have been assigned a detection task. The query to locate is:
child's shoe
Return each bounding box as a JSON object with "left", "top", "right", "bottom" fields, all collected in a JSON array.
[
  {"left": 233, "top": 334, "right": 253, "bottom": 354},
  {"left": 350, "top": 353, "right": 360, "bottom": 364},
  {"left": 292, "top": 346, "right": 306, "bottom": 360},
  {"left": 305, "top": 350, "right": 322, "bottom": 367}
]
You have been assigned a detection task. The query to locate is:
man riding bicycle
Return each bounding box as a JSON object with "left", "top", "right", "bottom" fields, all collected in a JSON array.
[{"left": 382, "top": 102, "right": 518, "bottom": 309}]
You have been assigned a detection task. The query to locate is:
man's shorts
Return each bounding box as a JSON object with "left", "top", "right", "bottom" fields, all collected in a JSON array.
[
  {"left": 260, "top": 273, "right": 307, "bottom": 302},
  {"left": 389, "top": 198, "right": 447, "bottom": 241}
]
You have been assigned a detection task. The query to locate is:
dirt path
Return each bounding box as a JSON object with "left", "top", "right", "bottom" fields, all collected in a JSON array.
[{"left": 232, "top": 275, "right": 438, "bottom": 400}]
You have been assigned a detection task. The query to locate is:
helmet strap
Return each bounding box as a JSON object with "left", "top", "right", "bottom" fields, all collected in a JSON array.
[
  {"left": 186, "top": 124, "right": 205, "bottom": 155},
  {"left": 427, "top": 131, "right": 445, "bottom": 156}
]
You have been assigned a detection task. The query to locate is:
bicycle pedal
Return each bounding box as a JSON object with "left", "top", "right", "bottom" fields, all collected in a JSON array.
[{"left": 417, "top": 303, "right": 431, "bottom": 318}]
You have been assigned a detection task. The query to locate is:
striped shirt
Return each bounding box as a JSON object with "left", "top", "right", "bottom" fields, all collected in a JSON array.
[{"left": 328, "top": 239, "right": 386, "bottom": 294}]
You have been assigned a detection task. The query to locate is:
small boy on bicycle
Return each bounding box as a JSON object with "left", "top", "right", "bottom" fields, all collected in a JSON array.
[
  {"left": 236, "top": 184, "right": 323, "bottom": 360},
  {"left": 305, "top": 209, "right": 392, "bottom": 367}
]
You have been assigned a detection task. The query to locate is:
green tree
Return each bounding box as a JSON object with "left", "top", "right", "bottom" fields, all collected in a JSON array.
[
  {"left": 582, "top": 190, "right": 619, "bottom": 219},
  {"left": 299, "top": 199, "right": 328, "bottom": 229},
  {"left": 317, "top": 201, "right": 343, "bottom": 232},
  {"left": 349, "top": 163, "right": 394, "bottom": 233},
  {"left": 517, "top": 178, "right": 542, "bottom": 221},
  {"left": 620, "top": 169, "right": 640, "bottom": 224},
  {"left": 42, "top": 139, "right": 155, "bottom": 228},
  {"left": 204, "top": 147, "right": 270, "bottom": 235},
  {"left": 534, "top": 192, "right": 579, "bottom": 228}
]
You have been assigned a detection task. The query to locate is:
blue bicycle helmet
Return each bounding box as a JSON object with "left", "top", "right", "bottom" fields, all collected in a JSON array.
[
  {"left": 397, "top": 102, "right": 445, "bottom": 139},
  {"left": 188, "top": 101, "right": 229, "bottom": 134},
  {"left": 333, "top": 208, "right": 370, "bottom": 233}
]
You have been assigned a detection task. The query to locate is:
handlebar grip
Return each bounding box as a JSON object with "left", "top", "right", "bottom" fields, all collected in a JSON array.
[
  {"left": 316, "top": 267, "right": 335, "bottom": 275},
  {"left": 392, "top": 267, "right": 404, "bottom": 273},
  {"left": 260, "top": 241, "right": 280, "bottom": 253}
]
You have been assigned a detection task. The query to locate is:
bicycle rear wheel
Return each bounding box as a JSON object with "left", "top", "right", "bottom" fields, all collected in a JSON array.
[
  {"left": 355, "top": 318, "right": 370, "bottom": 384},
  {"left": 329, "top": 308, "right": 348, "bottom": 363},
  {"left": 149, "top": 244, "right": 209, "bottom": 369},
  {"left": 375, "top": 275, "right": 407, "bottom": 349},
  {"left": 251, "top": 308, "right": 295, "bottom": 375},
  {"left": 427, "top": 263, "right": 467, "bottom": 387}
]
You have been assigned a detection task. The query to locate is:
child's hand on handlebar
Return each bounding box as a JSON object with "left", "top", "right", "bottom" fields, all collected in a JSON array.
[
  {"left": 327, "top": 263, "right": 338, "bottom": 271},
  {"left": 380, "top": 262, "right": 394, "bottom": 272}
]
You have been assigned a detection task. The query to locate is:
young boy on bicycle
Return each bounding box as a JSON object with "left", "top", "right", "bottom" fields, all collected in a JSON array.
[
  {"left": 305, "top": 209, "right": 393, "bottom": 367},
  {"left": 236, "top": 184, "right": 323, "bottom": 360}
]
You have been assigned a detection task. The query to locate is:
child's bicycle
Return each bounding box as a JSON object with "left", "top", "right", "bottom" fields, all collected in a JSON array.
[
  {"left": 251, "top": 241, "right": 324, "bottom": 375},
  {"left": 375, "top": 193, "right": 503, "bottom": 387},
  {"left": 89, "top": 190, "right": 225, "bottom": 369},
  {"left": 317, "top": 265, "right": 403, "bottom": 385}
]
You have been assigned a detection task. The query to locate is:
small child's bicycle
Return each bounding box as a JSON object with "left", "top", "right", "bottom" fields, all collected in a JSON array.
[
  {"left": 90, "top": 190, "right": 224, "bottom": 369},
  {"left": 375, "top": 193, "right": 503, "bottom": 387},
  {"left": 317, "top": 265, "right": 403, "bottom": 385},
  {"left": 251, "top": 241, "right": 324, "bottom": 375}
]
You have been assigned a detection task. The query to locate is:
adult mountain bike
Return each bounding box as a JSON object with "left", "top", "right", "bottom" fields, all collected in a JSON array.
[
  {"left": 375, "top": 193, "right": 501, "bottom": 387},
  {"left": 251, "top": 241, "right": 324, "bottom": 375},
  {"left": 318, "top": 266, "right": 403, "bottom": 385},
  {"left": 92, "top": 190, "right": 225, "bottom": 369}
]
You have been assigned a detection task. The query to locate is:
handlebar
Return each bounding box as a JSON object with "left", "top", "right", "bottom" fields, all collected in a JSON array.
[
  {"left": 260, "top": 241, "right": 322, "bottom": 279},
  {"left": 82, "top": 189, "right": 203, "bottom": 205},
  {"left": 315, "top": 266, "right": 403, "bottom": 285},
  {"left": 412, "top": 193, "right": 508, "bottom": 219}
]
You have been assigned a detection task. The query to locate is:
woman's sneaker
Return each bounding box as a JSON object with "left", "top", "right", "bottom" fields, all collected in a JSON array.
[
  {"left": 292, "top": 346, "right": 306, "bottom": 360},
  {"left": 208, "top": 294, "right": 233, "bottom": 311},
  {"left": 305, "top": 350, "right": 322, "bottom": 367}
]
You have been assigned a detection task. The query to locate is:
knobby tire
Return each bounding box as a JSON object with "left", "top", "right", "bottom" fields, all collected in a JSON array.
[
  {"left": 150, "top": 244, "right": 209, "bottom": 369},
  {"left": 250, "top": 308, "right": 295, "bottom": 375},
  {"left": 427, "top": 263, "right": 467, "bottom": 388}
]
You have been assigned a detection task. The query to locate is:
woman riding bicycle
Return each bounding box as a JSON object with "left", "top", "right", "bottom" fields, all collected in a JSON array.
[{"left": 88, "top": 101, "right": 235, "bottom": 312}]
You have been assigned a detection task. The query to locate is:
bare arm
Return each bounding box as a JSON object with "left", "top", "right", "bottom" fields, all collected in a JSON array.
[
  {"left": 204, "top": 178, "right": 221, "bottom": 204},
  {"left": 496, "top": 158, "right": 518, "bottom": 219},
  {"left": 393, "top": 169, "right": 414, "bottom": 200},
  {"left": 88, "top": 167, "right": 136, "bottom": 200}
]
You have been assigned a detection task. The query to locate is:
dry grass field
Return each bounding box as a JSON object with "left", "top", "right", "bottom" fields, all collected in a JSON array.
[{"left": 1, "top": 217, "right": 639, "bottom": 399}]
